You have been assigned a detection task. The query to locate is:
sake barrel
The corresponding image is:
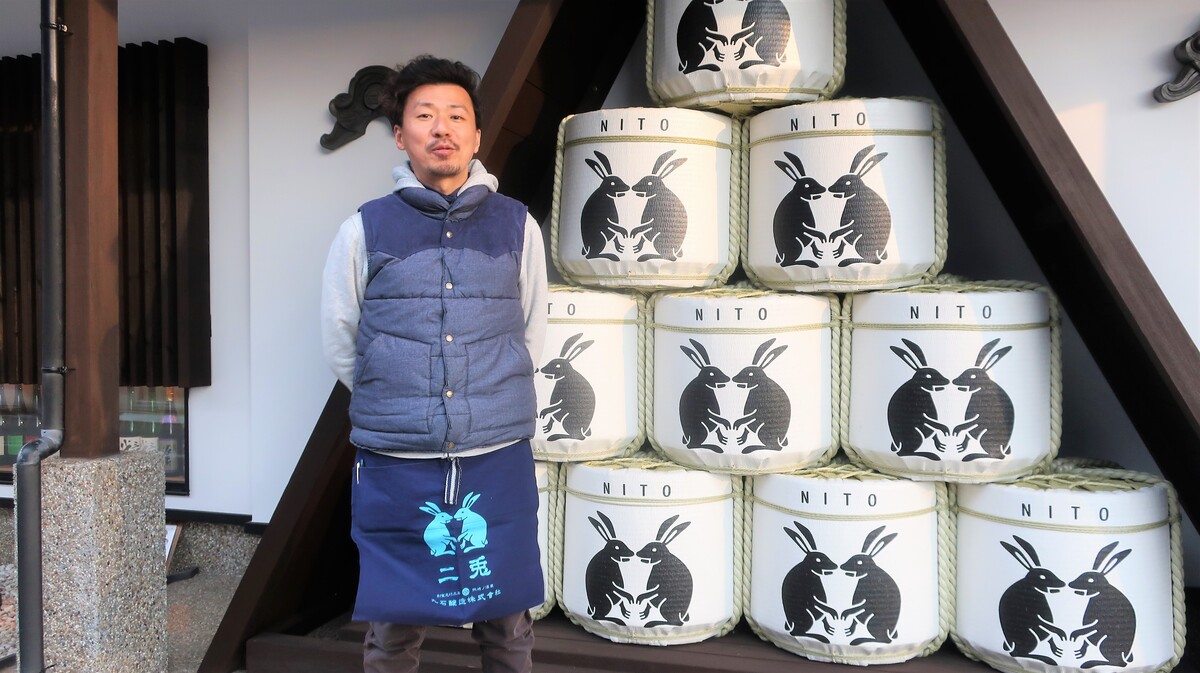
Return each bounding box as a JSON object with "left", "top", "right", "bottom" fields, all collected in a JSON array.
[
  {"left": 649, "top": 287, "right": 838, "bottom": 473},
  {"left": 954, "top": 468, "right": 1184, "bottom": 673},
  {"left": 844, "top": 279, "right": 1060, "bottom": 482},
  {"left": 558, "top": 454, "right": 741, "bottom": 645},
  {"left": 532, "top": 461, "right": 560, "bottom": 620},
  {"left": 552, "top": 107, "right": 739, "bottom": 290},
  {"left": 533, "top": 286, "right": 644, "bottom": 462},
  {"left": 747, "top": 462, "right": 950, "bottom": 664},
  {"left": 744, "top": 98, "right": 946, "bottom": 293},
  {"left": 647, "top": 0, "right": 846, "bottom": 114}
]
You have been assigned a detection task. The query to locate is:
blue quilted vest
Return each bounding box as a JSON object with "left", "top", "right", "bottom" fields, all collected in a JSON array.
[{"left": 350, "top": 187, "right": 536, "bottom": 453}]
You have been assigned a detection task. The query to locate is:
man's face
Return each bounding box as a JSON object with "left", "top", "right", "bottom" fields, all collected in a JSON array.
[{"left": 394, "top": 83, "right": 482, "bottom": 195}]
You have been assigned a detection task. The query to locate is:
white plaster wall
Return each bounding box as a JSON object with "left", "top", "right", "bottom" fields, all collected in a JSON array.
[{"left": 989, "top": 0, "right": 1200, "bottom": 346}]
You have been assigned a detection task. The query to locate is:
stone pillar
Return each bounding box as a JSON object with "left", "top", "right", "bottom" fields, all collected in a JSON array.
[{"left": 19, "top": 446, "right": 166, "bottom": 672}]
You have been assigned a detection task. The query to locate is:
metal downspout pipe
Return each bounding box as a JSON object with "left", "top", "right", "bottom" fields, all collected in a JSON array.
[{"left": 16, "top": 0, "right": 67, "bottom": 670}]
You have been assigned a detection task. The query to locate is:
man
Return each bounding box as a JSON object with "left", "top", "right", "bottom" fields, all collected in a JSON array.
[{"left": 321, "top": 54, "right": 547, "bottom": 673}]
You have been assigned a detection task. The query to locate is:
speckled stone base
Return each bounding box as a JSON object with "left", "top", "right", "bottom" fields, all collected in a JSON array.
[{"left": 18, "top": 447, "right": 167, "bottom": 672}]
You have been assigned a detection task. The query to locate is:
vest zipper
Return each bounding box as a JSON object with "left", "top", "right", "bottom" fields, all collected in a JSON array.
[{"left": 355, "top": 459, "right": 362, "bottom": 485}]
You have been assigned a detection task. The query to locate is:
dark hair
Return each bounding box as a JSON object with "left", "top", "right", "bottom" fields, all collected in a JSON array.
[{"left": 382, "top": 55, "right": 483, "bottom": 129}]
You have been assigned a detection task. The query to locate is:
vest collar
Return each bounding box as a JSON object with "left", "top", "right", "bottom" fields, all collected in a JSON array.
[{"left": 398, "top": 184, "right": 491, "bottom": 222}]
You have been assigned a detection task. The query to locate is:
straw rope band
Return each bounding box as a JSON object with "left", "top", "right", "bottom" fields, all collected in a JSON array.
[
  {"left": 956, "top": 507, "right": 1173, "bottom": 535},
  {"left": 549, "top": 116, "right": 571, "bottom": 285},
  {"left": 544, "top": 462, "right": 563, "bottom": 618},
  {"left": 750, "top": 496, "right": 937, "bottom": 522},
  {"left": 565, "top": 486, "right": 732, "bottom": 508},
  {"left": 849, "top": 321, "right": 1051, "bottom": 332},
  {"left": 563, "top": 135, "right": 734, "bottom": 152},
  {"left": 535, "top": 445, "right": 639, "bottom": 462},
  {"left": 749, "top": 128, "right": 933, "bottom": 149},
  {"left": 547, "top": 318, "right": 639, "bottom": 326},
  {"left": 762, "top": 270, "right": 932, "bottom": 289},
  {"left": 749, "top": 631, "right": 942, "bottom": 664},
  {"left": 658, "top": 87, "right": 829, "bottom": 109},
  {"left": 650, "top": 321, "right": 834, "bottom": 334}
]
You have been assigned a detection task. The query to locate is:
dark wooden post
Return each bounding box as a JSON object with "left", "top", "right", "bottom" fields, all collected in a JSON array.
[{"left": 61, "top": 0, "right": 120, "bottom": 458}]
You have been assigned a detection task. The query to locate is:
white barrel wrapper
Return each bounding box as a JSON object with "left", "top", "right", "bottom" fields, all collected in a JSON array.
[
  {"left": 648, "top": 0, "right": 843, "bottom": 113},
  {"left": 553, "top": 107, "right": 736, "bottom": 290},
  {"left": 533, "top": 287, "right": 642, "bottom": 461},
  {"left": 746, "top": 99, "right": 943, "bottom": 293},
  {"left": 955, "top": 474, "right": 1178, "bottom": 673},
  {"left": 846, "top": 286, "right": 1055, "bottom": 481},
  {"left": 651, "top": 289, "right": 836, "bottom": 473},
  {"left": 749, "top": 468, "right": 946, "bottom": 664},
  {"left": 559, "top": 458, "right": 737, "bottom": 645}
]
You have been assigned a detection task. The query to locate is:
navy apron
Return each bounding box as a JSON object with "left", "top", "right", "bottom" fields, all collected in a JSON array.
[{"left": 350, "top": 440, "right": 544, "bottom": 625}]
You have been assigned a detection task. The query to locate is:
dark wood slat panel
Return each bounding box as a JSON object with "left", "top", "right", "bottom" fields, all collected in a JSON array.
[
  {"left": 117, "top": 44, "right": 135, "bottom": 384},
  {"left": 4, "top": 40, "right": 210, "bottom": 389},
  {"left": 17, "top": 53, "right": 39, "bottom": 386},
  {"left": 155, "top": 40, "right": 179, "bottom": 383},
  {"left": 137, "top": 41, "right": 163, "bottom": 387},
  {"left": 171, "top": 37, "right": 211, "bottom": 387},
  {"left": 0, "top": 57, "right": 20, "bottom": 381},
  {"left": 884, "top": 0, "right": 1200, "bottom": 523},
  {"left": 0, "top": 55, "right": 40, "bottom": 385}
]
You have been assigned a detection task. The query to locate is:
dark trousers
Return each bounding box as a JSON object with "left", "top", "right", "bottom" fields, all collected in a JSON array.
[{"left": 363, "top": 610, "right": 534, "bottom": 673}]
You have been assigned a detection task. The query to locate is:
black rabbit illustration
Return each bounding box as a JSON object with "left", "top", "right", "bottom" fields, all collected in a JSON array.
[
  {"left": 780, "top": 521, "right": 838, "bottom": 641},
  {"left": 886, "top": 339, "right": 951, "bottom": 460},
  {"left": 772, "top": 151, "right": 827, "bottom": 268},
  {"left": 1068, "top": 542, "right": 1136, "bottom": 668},
  {"left": 679, "top": 339, "right": 732, "bottom": 452},
  {"left": 537, "top": 333, "right": 596, "bottom": 442},
  {"left": 634, "top": 515, "right": 694, "bottom": 627},
  {"left": 951, "top": 339, "right": 1014, "bottom": 461},
  {"left": 730, "top": 338, "right": 790, "bottom": 453},
  {"left": 580, "top": 151, "right": 631, "bottom": 261},
  {"left": 827, "top": 145, "right": 891, "bottom": 266},
  {"left": 998, "top": 535, "right": 1068, "bottom": 665},
  {"left": 676, "top": 0, "right": 721, "bottom": 74},
  {"left": 736, "top": 0, "right": 791, "bottom": 68},
  {"left": 585, "top": 511, "right": 636, "bottom": 625},
  {"left": 839, "top": 526, "right": 901, "bottom": 646},
  {"left": 629, "top": 150, "right": 689, "bottom": 262}
]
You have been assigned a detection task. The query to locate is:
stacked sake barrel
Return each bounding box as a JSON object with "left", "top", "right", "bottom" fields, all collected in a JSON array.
[{"left": 534, "top": 0, "right": 1185, "bottom": 669}]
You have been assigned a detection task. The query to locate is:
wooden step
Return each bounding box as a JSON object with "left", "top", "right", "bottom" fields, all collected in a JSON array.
[{"left": 250, "top": 609, "right": 1007, "bottom": 673}]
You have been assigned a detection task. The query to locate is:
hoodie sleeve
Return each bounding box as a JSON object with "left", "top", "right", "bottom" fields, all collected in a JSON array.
[
  {"left": 321, "top": 212, "right": 368, "bottom": 390},
  {"left": 519, "top": 212, "right": 548, "bottom": 369}
]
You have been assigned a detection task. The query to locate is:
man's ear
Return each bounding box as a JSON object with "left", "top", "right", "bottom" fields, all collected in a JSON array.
[
  {"left": 394, "top": 124, "right": 405, "bottom": 152},
  {"left": 472, "top": 128, "right": 481, "bottom": 155}
]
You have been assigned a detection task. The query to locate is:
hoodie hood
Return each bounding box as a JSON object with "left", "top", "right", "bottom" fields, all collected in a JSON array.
[{"left": 391, "top": 159, "right": 498, "bottom": 195}]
